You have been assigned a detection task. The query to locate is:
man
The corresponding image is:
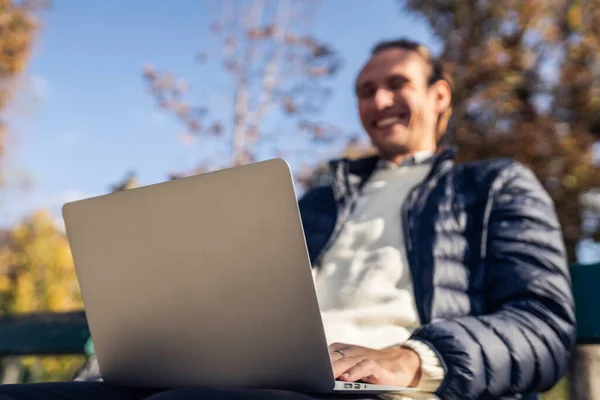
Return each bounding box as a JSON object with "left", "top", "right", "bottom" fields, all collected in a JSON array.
[
  {"left": 298, "top": 39, "right": 576, "bottom": 398},
  {"left": 0, "top": 38, "right": 576, "bottom": 400}
]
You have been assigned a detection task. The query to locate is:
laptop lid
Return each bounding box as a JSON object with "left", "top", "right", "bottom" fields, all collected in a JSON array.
[{"left": 62, "top": 159, "right": 335, "bottom": 393}]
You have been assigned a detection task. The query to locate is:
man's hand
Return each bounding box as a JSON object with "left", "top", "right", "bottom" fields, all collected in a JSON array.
[{"left": 329, "top": 343, "right": 421, "bottom": 387}]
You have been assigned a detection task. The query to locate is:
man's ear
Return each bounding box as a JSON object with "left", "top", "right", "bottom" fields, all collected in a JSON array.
[{"left": 433, "top": 80, "right": 452, "bottom": 114}]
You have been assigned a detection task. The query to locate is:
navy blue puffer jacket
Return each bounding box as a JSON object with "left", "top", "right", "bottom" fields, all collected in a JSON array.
[{"left": 298, "top": 148, "right": 576, "bottom": 400}]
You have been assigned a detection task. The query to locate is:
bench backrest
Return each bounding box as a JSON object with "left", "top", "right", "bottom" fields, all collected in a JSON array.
[
  {"left": 0, "top": 311, "right": 89, "bottom": 356},
  {"left": 0, "top": 263, "right": 598, "bottom": 356}
]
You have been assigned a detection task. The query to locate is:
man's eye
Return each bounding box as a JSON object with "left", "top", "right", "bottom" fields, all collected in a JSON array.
[
  {"left": 389, "top": 79, "right": 406, "bottom": 90},
  {"left": 357, "top": 88, "right": 374, "bottom": 98}
]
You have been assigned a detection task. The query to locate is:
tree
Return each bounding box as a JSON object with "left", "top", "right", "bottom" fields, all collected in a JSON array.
[
  {"left": 0, "top": 0, "right": 43, "bottom": 181},
  {"left": 0, "top": 211, "right": 84, "bottom": 382},
  {"left": 402, "top": 0, "right": 600, "bottom": 264},
  {"left": 0, "top": 210, "right": 81, "bottom": 313},
  {"left": 142, "top": 0, "right": 347, "bottom": 178}
]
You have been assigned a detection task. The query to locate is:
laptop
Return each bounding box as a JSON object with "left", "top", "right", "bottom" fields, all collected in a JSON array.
[{"left": 62, "top": 158, "right": 419, "bottom": 396}]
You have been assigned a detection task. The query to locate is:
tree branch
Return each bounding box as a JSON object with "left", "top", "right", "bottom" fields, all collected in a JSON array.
[{"left": 246, "top": 0, "right": 289, "bottom": 151}]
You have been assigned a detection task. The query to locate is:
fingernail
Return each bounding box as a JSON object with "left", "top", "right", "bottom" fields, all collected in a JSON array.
[{"left": 342, "top": 373, "right": 350, "bottom": 378}]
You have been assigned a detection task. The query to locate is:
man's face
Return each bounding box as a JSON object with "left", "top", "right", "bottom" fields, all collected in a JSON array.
[{"left": 356, "top": 48, "right": 445, "bottom": 159}]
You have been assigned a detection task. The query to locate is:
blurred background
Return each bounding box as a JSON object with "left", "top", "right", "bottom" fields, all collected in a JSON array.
[{"left": 1, "top": 0, "right": 600, "bottom": 398}]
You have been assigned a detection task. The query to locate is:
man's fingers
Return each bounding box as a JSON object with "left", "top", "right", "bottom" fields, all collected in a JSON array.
[
  {"left": 328, "top": 342, "right": 352, "bottom": 362},
  {"left": 338, "top": 358, "right": 380, "bottom": 382},
  {"left": 339, "top": 358, "right": 412, "bottom": 387},
  {"left": 329, "top": 349, "right": 344, "bottom": 362},
  {"left": 328, "top": 342, "right": 346, "bottom": 351},
  {"left": 331, "top": 356, "right": 365, "bottom": 379},
  {"left": 328, "top": 345, "right": 417, "bottom": 387},
  {"left": 328, "top": 343, "right": 370, "bottom": 360},
  {"left": 328, "top": 342, "right": 350, "bottom": 354}
]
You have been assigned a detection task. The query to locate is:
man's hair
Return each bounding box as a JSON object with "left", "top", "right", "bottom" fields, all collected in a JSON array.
[{"left": 371, "top": 39, "right": 453, "bottom": 140}]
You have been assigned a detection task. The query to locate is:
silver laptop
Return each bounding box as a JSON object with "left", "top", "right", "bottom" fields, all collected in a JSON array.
[{"left": 62, "top": 158, "right": 418, "bottom": 396}]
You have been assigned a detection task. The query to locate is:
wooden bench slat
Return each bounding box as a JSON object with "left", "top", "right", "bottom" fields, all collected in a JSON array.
[{"left": 0, "top": 311, "right": 89, "bottom": 356}]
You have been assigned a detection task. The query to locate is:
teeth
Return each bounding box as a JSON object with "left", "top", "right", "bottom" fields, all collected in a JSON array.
[{"left": 376, "top": 117, "right": 401, "bottom": 128}]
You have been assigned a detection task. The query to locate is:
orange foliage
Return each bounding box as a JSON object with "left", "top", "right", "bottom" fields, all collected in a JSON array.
[{"left": 0, "top": 0, "right": 43, "bottom": 179}]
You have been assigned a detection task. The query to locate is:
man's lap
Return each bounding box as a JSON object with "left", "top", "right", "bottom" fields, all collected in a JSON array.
[
  {"left": 0, "top": 381, "right": 383, "bottom": 400},
  {"left": 0, "top": 381, "right": 154, "bottom": 400}
]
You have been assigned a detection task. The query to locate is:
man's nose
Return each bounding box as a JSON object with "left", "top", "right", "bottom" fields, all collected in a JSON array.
[{"left": 374, "top": 88, "right": 394, "bottom": 110}]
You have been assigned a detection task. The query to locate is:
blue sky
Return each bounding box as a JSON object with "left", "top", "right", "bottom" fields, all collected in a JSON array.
[
  {"left": 3, "top": 0, "right": 600, "bottom": 262},
  {"left": 1, "top": 0, "right": 438, "bottom": 227}
]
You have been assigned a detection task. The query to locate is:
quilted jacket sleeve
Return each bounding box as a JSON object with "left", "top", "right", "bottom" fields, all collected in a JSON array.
[{"left": 410, "top": 161, "right": 577, "bottom": 399}]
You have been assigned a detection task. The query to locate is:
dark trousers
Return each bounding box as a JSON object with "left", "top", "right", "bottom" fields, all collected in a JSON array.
[{"left": 0, "top": 382, "right": 382, "bottom": 400}]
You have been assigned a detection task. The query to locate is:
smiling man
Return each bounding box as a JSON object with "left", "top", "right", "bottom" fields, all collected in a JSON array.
[
  {"left": 300, "top": 38, "right": 576, "bottom": 399},
  {"left": 0, "top": 38, "right": 576, "bottom": 400}
]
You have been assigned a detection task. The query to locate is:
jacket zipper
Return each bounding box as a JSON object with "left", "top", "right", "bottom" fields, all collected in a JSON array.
[
  {"left": 402, "top": 186, "right": 424, "bottom": 323},
  {"left": 402, "top": 153, "right": 452, "bottom": 324}
]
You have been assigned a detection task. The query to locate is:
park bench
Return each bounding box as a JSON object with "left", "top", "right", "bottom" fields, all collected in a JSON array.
[{"left": 0, "top": 263, "right": 598, "bottom": 398}]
